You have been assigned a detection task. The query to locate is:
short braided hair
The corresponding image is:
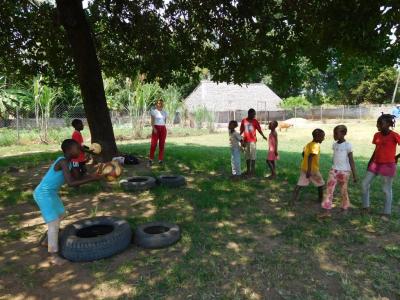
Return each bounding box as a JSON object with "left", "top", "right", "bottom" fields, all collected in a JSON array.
[{"left": 378, "top": 114, "right": 395, "bottom": 127}]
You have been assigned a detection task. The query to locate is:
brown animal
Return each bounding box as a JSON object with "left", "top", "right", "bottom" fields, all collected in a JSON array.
[{"left": 278, "top": 122, "right": 293, "bottom": 131}]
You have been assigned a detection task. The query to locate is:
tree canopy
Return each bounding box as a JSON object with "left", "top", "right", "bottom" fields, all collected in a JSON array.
[
  {"left": 1, "top": 0, "right": 399, "bottom": 158},
  {"left": 1, "top": 0, "right": 399, "bottom": 86}
]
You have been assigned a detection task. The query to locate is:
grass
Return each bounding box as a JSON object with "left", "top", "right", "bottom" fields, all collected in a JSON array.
[{"left": 1, "top": 121, "right": 400, "bottom": 299}]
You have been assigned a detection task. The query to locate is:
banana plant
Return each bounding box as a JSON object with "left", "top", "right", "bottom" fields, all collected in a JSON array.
[
  {"left": 32, "top": 76, "right": 58, "bottom": 143},
  {"left": 162, "top": 85, "right": 182, "bottom": 126},
  {"left": 0, "top": 76, "right": 33, "bottom": 117},
  {"left": 116, "top": 76, "right": 160, "bottom": 138}
]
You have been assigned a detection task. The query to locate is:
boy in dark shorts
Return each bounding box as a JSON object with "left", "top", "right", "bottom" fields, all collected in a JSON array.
[
  {"left": 71, "top": 119, "right": 87, "bottom": 178},
  {"left": 240, "top": 108, "right": 267, "bottom": 176}
]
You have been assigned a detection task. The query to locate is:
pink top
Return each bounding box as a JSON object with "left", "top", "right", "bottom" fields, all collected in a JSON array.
[{"left": 267, "top": 132, "right": 278, "bottom": 161}]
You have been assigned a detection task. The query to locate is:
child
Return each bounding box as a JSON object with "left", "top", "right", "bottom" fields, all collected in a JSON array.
[
  {"left": 229, "top": 120, "right": 244, "bottom": 178},
  {"left": 71, "top": 119, "right": 87, "bottom": 178},
  {"left": 320, "top": 125, "right": 357, "bottom": 218},
  {"left": 362, "top": 114, "right": 400, "bottom": 217},
  {"left": 240, "top": 108, "right": 267, "bottom": 176},
  {"left": 266, "top": 120, "right": 279, "bottom": 179},
  {"left": 292, "top": 129, "right": 325, "bottom": 204},
  {"left": 33, "top": 139, "right": 104, "bottom": 265}
]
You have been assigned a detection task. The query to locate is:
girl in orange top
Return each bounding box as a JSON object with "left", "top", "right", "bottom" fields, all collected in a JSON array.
[{"left": 362, "top": 114, "right": 400, "bottom": 217}]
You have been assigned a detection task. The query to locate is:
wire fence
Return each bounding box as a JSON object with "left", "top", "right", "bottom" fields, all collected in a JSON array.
[
  {"left": 213, "top": 104, "right": 396, "bottom": 124},
  {"left": 0, "top": 103, "right": 397, "bottom": 135}
]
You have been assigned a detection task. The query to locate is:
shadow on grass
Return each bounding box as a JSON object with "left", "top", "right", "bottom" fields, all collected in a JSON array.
[{"left": 0, "top": 142, "right": 400, "bottom": 298}]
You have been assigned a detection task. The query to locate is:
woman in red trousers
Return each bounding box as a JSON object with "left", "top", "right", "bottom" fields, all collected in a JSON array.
[{"left": 149, "top": 99, "right": 168, "bottom": 166}]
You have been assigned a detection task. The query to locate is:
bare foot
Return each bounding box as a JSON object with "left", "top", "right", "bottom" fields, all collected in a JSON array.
[
  {"left": 378, "top": 213, "right": 390, "bottom": 222},
  {"left": 49, "top": 254, "right": 68, "bottom": 266},
  {"left": 340, "top": 208, "right": 349, "bottom": 215}
]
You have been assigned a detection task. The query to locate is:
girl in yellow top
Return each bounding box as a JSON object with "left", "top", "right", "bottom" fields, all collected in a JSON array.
[{"left": 292, "top": 129, "right": 325, "bottom": 204}]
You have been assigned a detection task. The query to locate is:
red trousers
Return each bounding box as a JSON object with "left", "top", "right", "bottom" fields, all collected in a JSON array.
[{"left": 149, "top": 125, "right": 167, "bottom": 161}]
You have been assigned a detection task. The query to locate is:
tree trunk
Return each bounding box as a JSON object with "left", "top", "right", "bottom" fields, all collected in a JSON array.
[{"left": 56, "top": 0, "right": 117, "bottom": 161}]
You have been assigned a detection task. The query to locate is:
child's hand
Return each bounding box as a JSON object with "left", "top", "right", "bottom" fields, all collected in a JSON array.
[{"left": 275, "top": 151, "right": 278, "bottom": 157}]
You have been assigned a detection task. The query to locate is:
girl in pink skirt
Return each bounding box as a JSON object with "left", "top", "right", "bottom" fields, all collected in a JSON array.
[
  {"left": 266, "top": 120, "right": 279, "bottom": 179},
  {"left": 362, "top": 114, "right": 400, "bottom": 218}
]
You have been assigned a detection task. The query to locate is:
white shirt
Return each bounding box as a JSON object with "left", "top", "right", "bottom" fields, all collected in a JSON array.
[
  {"left": 151, "top": 109, "right": 167, "bottom": 126},
  {"left": 229, "top": 131, "right": 243, "bottom": 150},
  {"left": 332, "top": 141, "right": 352, "bottom": 171}
]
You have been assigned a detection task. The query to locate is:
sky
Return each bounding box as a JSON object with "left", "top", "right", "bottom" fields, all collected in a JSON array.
[{"left": 82, "top": 0, "right": 90, "bottom": 9}]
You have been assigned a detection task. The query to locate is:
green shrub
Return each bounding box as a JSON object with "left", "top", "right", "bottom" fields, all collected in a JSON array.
[{"left": 281, "top": 96, "right": 312, "bottom": 109}]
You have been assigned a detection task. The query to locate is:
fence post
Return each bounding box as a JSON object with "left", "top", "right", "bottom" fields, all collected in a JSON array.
[
  {"left": 294, "top": 106, "right": 297, "bottom": 119},
  {"left": 320, "top": 106, "right": 323, "bottom": 121},
  {"left": 342, "top": 105, "right": 344, "bottom": 120},
  {"left": 16, "top": 106, "right": 20, "bottom": 143}
]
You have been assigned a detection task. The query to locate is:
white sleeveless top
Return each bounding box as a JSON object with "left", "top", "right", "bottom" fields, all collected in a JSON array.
[{"left": 151, "top": 109, "right": 167, "bottom": 126}]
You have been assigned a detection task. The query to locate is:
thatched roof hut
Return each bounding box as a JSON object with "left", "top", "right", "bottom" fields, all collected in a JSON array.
[{"left": 184, "top": 80, "right": 282, "bottom": 123}]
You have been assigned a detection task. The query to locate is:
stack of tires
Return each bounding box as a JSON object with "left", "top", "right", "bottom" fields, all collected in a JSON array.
[
  {"left": 59, "top": 174, "right": 186, "bottom": 262},
  {"left": 60, "top": 217, "right": 181, "bottom": 262}
]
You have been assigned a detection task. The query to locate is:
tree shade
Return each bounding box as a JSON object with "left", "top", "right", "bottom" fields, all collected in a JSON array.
[{"left": 0, "top": 1, "right": 398, "bottom": 156}]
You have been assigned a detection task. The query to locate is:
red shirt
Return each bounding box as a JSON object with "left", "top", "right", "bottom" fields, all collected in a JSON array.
[
  {"left": 240, "top": 118, "right": 261, "bottom": 143},
  {"left": 71, "top": 130, "right": 85, "bottom": 163},
  {"left": 372, "top": 131, "right": 400, "bottom": 163}
]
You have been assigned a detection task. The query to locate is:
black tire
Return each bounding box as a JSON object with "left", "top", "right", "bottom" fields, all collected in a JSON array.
[
  {"left": 120, "top": 176, "right": 156, "bottom": 191},
  {"left": 135, "top": 221, "right": 181, "bottom": 249},
  {"left": 60, "top": 216, "right": 132, "bottom": 262},
  {"left": 156, "top": 175, "right": 186, "bottom": 188}
]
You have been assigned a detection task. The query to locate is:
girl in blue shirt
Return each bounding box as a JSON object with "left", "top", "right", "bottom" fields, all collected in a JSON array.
[{"left": 34, "top": 139, "right": 104, "bottom": 265}]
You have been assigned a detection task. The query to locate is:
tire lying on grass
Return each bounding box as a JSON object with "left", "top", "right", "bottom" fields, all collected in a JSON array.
[
  {"left": 135, "top": 221, "right": 181, "bottom": 249},
  {"left": 156, "top": 175, "right": 186, "bottom": 188},
  {"left": 60, "top": 216, "right": 132, "bottom": 262},
  {"left": 120, "top": 176, "right": 156, "bottom": 191}
]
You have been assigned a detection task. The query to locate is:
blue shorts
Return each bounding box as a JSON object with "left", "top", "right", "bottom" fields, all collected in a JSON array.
[{"left": 33, "top": 190, "right": 65, "bottom": 223}]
